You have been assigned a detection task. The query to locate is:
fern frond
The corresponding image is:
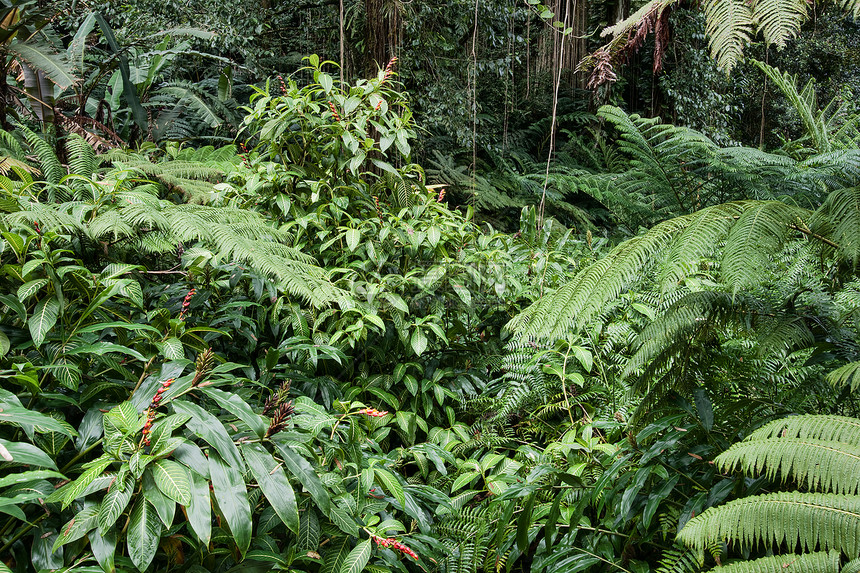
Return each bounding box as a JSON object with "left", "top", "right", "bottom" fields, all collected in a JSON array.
[
  {"left": 707, "top": 550, "right": 840, "bottom": 573},
  {"left": 749, "top": 415, "right": 860, "bottom": 445},
  {"left": 812, "top": 186, "right": 860, "bottom": 267},
  {"left": 65, "top": 134, "right": 97, "bottom": 180},
  {"left": 751, "top": 0, "right": 807, "bottom": 50},
  {"left": 829, "top": 362, "right": 860, "bottom": 392},
  {"left": 716, "top": 438, "right": 860, "bottom": 494},
  {"left": 678, "top": 492, "right": 860, "bottom": 555},
  {"left": 16, "top": 123, "right": 63, "bottom": 185},
  {"left": 722, "top": 201, "right": 801, "bottom": 293},
  {"left": 702, "top": 0, "right": 753, "bottom": 72}
]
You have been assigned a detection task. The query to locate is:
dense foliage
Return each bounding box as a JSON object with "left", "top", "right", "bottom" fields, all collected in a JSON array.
[{"left": 0, "top": 1, "right": 859, "bottom": 573}]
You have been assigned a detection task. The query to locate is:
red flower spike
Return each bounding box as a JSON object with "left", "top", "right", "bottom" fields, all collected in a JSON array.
[{"left": 358, "top": 408, "right": 389, "bottom": 417}]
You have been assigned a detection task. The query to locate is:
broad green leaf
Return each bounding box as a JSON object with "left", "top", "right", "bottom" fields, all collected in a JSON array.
[
  {"left": 451, "top": 471, "right": 480, "bottom": 493},
  {"left": 90, "top": 526, "right": 116, "bottom": 573},
  {"left": 209, "top": 451, "right": 252, "bottom": 556},
  {"left": 346, "top": 228, "right": 361, "bottom": 252},
  {"left": 172, "top": 400, "right": 244, "bottom": 471},
  {"left": 31, "top": 527, "right": 62, "bottom": 571},
  {"left": 374, "top": 468, "right": 405, "bottom": 507},
  {"left": 322, "top": 537, "right": 351, "bottom": 573},
  {"left": 151, "top": 459, "right": 191, "bottom": 505},
  {"left": 243, "top": 443, "right": 299, "bottom": 534},
  {"left": 328, "top": 503, "right": 359, "bottom": 536},
  {"left": 319, "top": 72, "right": 333, "bottom": 94},
  {"left": 103, "top": 401, "right": 140, "bottom": 437},
  {"left": 339, "top": 539, "right": 371, "bottom": 573},
  {"left": 66, "top": 342, "right": 146, "bottom": 362},
  {"left": 570, "top": 346, "right": 593, "bottom": 372},
  {"left": 517, "top": 492, "right": 536, "bottom": 553},
  {"left": 0, "top": 404, "right": 76, "bottom": 437},
  {"left": 0, "top": 331, "right": 8, "bottom": 356},
  {"left": 94, "top": 13, "right": 147, "bottom": 132},
  {"left": 141, "top": 471, "right": 174, "bottom": 527},
  {"left": 427, "top": 226, "right": 441, "bottom": 247},
  {"left": 172, "top": 441, "right": 210, "bottom": 478},
  {"left": 61, "top": 454, "right": 113, "bottom": 509},
  {"left": 298, "top": 508, "right": 320, "bottom": 550},
  {"left": 451, "top": 283, "right": 471, "bottom": 306},
  {"left": 53, "top": 506, "right": 99, "bottom": 551},
  {"left": 159, "top": 337, "right": 184, "bottom": 360},
  {"left": 0, "top": 470, "right": 64, "bottom": 488},
  {"left": 127, "top": 499, "right": 162, "bottom": 572},
  {"left": 28, "top": 296, "right": 60, "bottom": 347},
  {"left": 273, "top": 440, "right": 331, "bottom": 513},
  {"left": 410, "top": 328, "right": 428, "bottom": 356},
  {"left": 98, "top": 473, "right": 134, "bottom": 534},
  {"left": 17, "top": 278, "right": 48, "bottom": 302},
  {"left": 0, "top": 438, "right": 56, "bottom": 468},
  {"left": 186, "top": 470, "right": 211, "bottom": 544},
  {"left": 9, "top": 42, "right": 77, "bottom": 89},
  {"left": 343, "top": 96, "right": 361, "bottom": 115},
  {"left": 198, "top": 387, "right": 266, "bottom": 439}
]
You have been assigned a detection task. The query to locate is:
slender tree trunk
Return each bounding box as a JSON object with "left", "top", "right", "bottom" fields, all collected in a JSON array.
[{"left": 365, "top": 0, "right": 401, "bottom": 73}]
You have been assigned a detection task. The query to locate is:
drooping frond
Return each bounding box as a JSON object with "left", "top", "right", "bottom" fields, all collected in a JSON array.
[
  {"left": 508, "top": 213, "right": 694, "bottom": 339},
  {"left": 755, "top": 62, "right": 828, "bottom": 152},
  {"left": 705, "top": 551, "right": 840, "bottom": 573},
  {"left": 829, "top": 361, "right": 860, "bottom": 392},
  {"left": 508, "top": 197, "right": 818, "bottom": 340},
  {"left": 678, "top": 492, "right": 860, "bottom": 556},
  {"left": 839, "top": 0, "right": 860, "bottom": 19},
  {"left": 16, "top": 123, "right": 63, "bottom": 185},
  {"left": 721, "top": 201, "right": 801, "bottom": 293},
  {"left": 749, "top": 415, "right": 860, "bottom": 446},
  {"left": 812, "top": 186, "right": 860, "bottom": 267},
  {"left": 716, "top": 438, "right": 860, "bottom": 495},
  {"left": 65, "top": 134, "right": 98, "bottom": 180},
  {"left": 751, "top": 0, "right": 807, "bottom": 50},
  {"left": 702, "top": 0, "right": 753, "bottom": 72},
  {"left": 111, "top": 155, "right": 229, "bottom": 203}
]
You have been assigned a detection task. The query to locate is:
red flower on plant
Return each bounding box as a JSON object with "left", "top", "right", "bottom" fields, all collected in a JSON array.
[{"left": 358, "top": 408, "right": 388, "bottom": 417}]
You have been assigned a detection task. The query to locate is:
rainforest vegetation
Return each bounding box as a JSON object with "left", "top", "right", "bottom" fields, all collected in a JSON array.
[{"left": 0, "top": 0, "right": 859, "bottom": 572}]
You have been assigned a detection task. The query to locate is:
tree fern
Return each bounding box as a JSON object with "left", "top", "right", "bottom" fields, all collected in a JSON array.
[
  {"left": 829, "top": 362, "right": 860, "bottom": 392},
  {"left": 702, "top": 0, "right": 753, "bottom": 72},
  {"left": 509, "top": 182, "right": 858, "bottom": 341},
  {"left": 708, "top": 550, "right": 841, "bottom": 573},
  {"left": 751, "top": 0, "right": 808, "bottom": 50},
  {"left": 716, "top": 438, "right": 860, "bottom": 495},
  {"left": 812, "top": 186, "right": 860, "bottom": 267},
  {"left": 750, "top": 415, "right": 860, "bottom": 445},
  {"left": 678, "top": 492, "right": 860, "bottom": 556}
]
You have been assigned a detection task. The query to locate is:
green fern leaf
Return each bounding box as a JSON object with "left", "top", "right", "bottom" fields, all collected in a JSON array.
[
  {"left": 678, "top": 492, "right": 860, "bottom": 556},
  {"left": 702, "top": 0, "right": 753, "bottom": 72},
  {"left": 716, "top": 438, "right": 860, "bottom": 495},
  {"left": 706, "top": 550, "right": 840, "bottom": 573},
  {"left": 751, "top": 0, "right": 807, "bottom": 50}
]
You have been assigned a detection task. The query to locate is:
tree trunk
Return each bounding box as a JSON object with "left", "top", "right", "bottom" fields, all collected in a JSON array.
[
  {"left": 536, "top": 0, "right": 589, "bottom": 90},
  {"left": 364, "top": 0, "right": 401, "bottom": 74}
]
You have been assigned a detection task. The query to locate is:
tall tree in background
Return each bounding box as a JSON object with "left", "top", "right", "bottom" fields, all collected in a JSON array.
[
  {"left": 537, "top": 0, "right": 589, "bottom": 89},
  {"left": 365, "top": 0, "right": 401, "bottom": 72}
]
